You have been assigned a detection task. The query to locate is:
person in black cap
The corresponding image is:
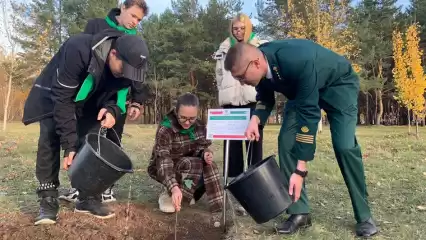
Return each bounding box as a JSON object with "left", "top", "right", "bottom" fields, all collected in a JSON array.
[
  {"left": 59, "top": 0, "right": 149, "bottom": 204},
  {"left": 22, "top": 28, "right": 149, "bottom": 225}
]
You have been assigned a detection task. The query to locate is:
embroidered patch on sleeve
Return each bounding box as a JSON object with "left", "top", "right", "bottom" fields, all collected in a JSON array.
[
  {"left": 296, "top": 133, "right": 314, "bottom": 144},
  {"left": 301, "top": 126, "right": 309, "bottom": 133}
]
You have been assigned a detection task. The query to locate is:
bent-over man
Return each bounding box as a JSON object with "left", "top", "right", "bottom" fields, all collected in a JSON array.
[{"left": 223, "top": 39, "right": 378, "bottom": 238}]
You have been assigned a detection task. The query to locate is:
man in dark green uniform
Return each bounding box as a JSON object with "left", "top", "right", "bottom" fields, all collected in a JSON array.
[{"left": 224, "top": 39, "right": 379, "bottom": 237}]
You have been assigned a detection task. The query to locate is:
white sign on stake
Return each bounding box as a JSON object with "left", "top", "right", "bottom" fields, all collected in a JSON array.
[
  {"left": 206, "top": 108, "right": 251, "bottom": 230},
  {"left": 206, "top": 108, "right": 250, "bottom": 140}
]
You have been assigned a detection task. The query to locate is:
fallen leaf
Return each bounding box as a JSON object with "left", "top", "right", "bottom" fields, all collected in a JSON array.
[{"left": 416, "top": 206, "right": 426, "bottom": 211}]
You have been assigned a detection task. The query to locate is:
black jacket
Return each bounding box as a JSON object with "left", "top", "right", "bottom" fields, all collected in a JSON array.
[
  {"left": 22, "top": 29, "right": 132, "bottom": 155},
  {"left": 84, "top": 8, "right": 120, "bottom": 35},
  {"left": 84, "top": 8, "right": 149, "bottom": 105}
]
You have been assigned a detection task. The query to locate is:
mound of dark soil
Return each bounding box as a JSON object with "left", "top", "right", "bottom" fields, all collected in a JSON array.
[{"left": 0, "top": 203, "right": 224, "bottom": 240}]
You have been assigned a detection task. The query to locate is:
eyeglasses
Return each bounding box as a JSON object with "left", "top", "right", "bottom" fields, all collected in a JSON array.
[
  {"left": 234, "top": 60, "right": 254, "bottom": 81},
  {"left": 232, "top": 26, "right": 245, "bottom": 31},
  {"left": 177, "top": 115, "right": 197, "bottom": 123}
]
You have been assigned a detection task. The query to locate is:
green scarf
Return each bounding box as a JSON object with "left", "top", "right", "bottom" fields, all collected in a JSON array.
[
  {"left": 74, "top": 74, "right": 129, "bottom": 114},
  {"left": 161, "top": 116, "right": 196, "bottom": 141},
  {"left": 105, "top": 15, "right": 137, "bottom": 35},
  {"left": 230, "top": 32, "right": 255, "bottom": 47}
]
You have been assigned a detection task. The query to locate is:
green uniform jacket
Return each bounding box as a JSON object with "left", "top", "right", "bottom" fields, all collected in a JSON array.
[{"left": 253, "top": 39, "right": 359, "bottom": 161}]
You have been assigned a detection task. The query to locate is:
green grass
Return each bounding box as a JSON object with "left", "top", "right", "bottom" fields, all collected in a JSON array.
[{"left": 1, "top": 123, "right": 425, "bottom": 239}]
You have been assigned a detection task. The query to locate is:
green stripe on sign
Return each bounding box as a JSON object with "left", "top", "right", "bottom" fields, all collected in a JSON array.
[
  {"left": 209, "top": 116, "right": 247, "bottom": 120},
  {"left": 230, "top": 111, "right": 248, "bottom": 114}
]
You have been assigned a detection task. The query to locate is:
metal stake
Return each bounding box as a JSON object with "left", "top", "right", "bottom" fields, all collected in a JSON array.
[
  {"left": 174, "top": 212, "right": 178, "bottom": 240},
  {"left": 222, "top": 139, "right": 230, "bottom": 232}
]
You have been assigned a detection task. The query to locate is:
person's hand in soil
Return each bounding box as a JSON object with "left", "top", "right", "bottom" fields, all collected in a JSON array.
[
  {"left": 171, "top": 186, "right": 182, "bottom": 211},
  {"left": 97, "top": 108, "right": 116, "bottom": 128},
  {"left": 63, "top": 151, "right": 76, "bottom": 170},
  {"left": 204, "top": 151, "right": 213, "bottom": 165}
]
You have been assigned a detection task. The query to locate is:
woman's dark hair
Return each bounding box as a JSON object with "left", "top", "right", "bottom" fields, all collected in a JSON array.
[
  {"left": 176, "top": 93, "right": 199, "bottom": 112},
  {"left": 123, "top": 0, "right": 149, "bottom": 15}
]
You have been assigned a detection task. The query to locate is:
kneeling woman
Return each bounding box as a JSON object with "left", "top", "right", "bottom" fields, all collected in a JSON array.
[{"left": 148, "top": 93, "right": 227, "bottom": 227}]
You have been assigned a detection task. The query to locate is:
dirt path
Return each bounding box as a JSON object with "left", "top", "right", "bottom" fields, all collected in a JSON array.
[{"left": 0, "top": 203, "right": 224, "bottom": 240}]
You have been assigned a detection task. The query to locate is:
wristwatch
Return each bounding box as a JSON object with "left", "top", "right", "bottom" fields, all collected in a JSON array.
[{"left": 294, "top": 169, "right": 308, "bottom": 178}]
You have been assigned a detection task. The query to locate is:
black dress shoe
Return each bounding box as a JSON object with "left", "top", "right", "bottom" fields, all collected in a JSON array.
[
  {"left": 276, "top": 214, "right": 312, "bottom": 234},
  {"left": 356, "top": 218, "right": 378, "bottom": 238}
]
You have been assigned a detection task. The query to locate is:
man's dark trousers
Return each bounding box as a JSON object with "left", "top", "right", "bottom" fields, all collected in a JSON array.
[
  {"left": 277, "top": 74, "right": 373, "bottom": 223},
  {"left": 35, "top": 115, "right": 121, "bottom": 198},
  {"left": 222, "top": 103, "right": 263, "bottom": 177}
]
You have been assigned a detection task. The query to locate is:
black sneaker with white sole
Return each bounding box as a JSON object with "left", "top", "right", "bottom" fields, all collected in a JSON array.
[
  {"left": 75, "top": 197, "right": 115, "bottom": 219},
  {"left": 34, "top": 196, "right": 59, "bottom": 225},
  {"left": 101, "top": 187, "right": 116, "bottom": 203}
]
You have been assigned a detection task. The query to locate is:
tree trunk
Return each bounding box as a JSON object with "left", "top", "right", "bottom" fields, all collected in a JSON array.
[
  {"left": 2, "top": 73, "right": 12, "bottom": 131},
  {"left": 190, "top": 70, "right": 196, "bottom": 88},
  {"left": 415, "top": 117, "right": 419, "bottom": 139},
  {"left": 374, "top": 90, "right": 377, "bottom": 125},
  {"left": 275, "top": 109, "right": 279, "bottom": 124},
  {"left": 397, "top": 105, "right": 400, "bottom": 125},
  {"left": 375, "top": 89, "right": 383, "bottom": 125},
  {"left": 150, "top": 105, "right": 154, "bottom": 124},
  {"left": 153, "top": 67, "right": 158, "bottom": 124},
  {"left": 142, "top": 104, "right": 147, "bottom": 124},
  {"left": 365, "top": 92, "right": 369, "bottom": 125},
  {"left": 408, "top": 108, "right": 411, "bottom": 134}
]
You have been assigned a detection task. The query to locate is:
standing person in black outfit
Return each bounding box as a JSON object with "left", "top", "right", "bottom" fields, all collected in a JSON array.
[
  {"left": 59, "top": 0, "right": 149, "bottom": 203},
  {"left": 22, "top": 29, "right": 149, "bottom": 225}
]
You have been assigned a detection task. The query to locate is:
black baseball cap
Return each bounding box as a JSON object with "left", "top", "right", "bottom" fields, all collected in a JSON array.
[{"left": 115, "top": 35, "right": 149, "bottom": 82}]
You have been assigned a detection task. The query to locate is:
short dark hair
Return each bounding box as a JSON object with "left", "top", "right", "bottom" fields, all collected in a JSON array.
[
  {"left": 176, "top": 93, "right": 199, "bottom": 112},
  {"left": 224, "top": 43, "right": 244, "bottom": 72},
  {"left": 123, "top": 0, "right": 149, "bottom": 15}
]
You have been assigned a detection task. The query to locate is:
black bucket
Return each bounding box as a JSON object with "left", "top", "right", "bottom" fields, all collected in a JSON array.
[
  {"left": 68, "top": 132, "right": 133, "bottom": 197},
  {"left": 225, "top": 155, "right": 293, "bottom": 224}
]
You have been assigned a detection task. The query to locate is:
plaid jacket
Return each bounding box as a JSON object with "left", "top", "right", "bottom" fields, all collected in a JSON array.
[{"left": 147, "top": 110, "right": 212, "bottom": 191}]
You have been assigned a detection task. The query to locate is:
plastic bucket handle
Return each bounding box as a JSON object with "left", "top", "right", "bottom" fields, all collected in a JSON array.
[
  {"left": 97, "top": 127, "right": 123, "bottom": 155},
  {"left": 225, "top": 140, "right": 253, "bottom": 188},
  {"left": 85, "top": 132, "right": 133, "bottom": 173}
]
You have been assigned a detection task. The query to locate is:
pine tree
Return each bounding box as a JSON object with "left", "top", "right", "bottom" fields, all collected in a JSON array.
[
  {"left": 62, "top": 0, "right": 117, "bottom": 36},
  {"left": 12, "top": 0, "right": 61, "bottom": 54},
  {"left": 351, "top": 0, "right": 401, "bottom": 125}
]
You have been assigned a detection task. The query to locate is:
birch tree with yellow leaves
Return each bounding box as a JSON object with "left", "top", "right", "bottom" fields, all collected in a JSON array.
[
  {"left": 392, "top": 23, "right": 426, "bottom": 137},
  {"left": 286, "top": 0, "right": 358, "bottom": 62},
  {"left": 284, "top": 0, "right": 359, "bottom": 132}
]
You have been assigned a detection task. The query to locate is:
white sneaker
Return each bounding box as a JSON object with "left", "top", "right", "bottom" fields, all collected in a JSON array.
[
  {"left": 58, "top": 188, "right": 79, "bottom": 202},
  {"left": 189, "top": 198, "right": 196, "bottom": 206},
  {"left": 101, "top": 187, "right": 116, "bottom": 203},
  {"left": 158, "top": 191, "right": 175, "bottom": 213}
]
